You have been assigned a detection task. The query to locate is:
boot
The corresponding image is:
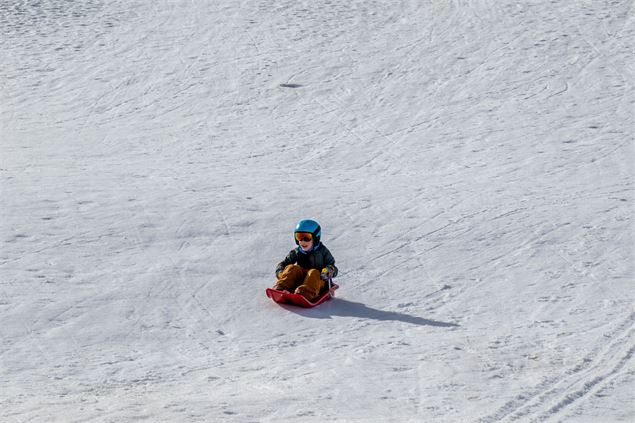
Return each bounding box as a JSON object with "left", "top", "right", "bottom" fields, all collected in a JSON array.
[
  {"left": 272, "top": 282, "right": 287, "bottom": 291},
  {"left": 294, "top": 269, "right": 324, "bottom": 301}
]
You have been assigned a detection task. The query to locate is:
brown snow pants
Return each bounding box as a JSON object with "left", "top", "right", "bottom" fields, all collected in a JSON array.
[{"left": 274, "top": 264, "right": 325, "bottom": 301}]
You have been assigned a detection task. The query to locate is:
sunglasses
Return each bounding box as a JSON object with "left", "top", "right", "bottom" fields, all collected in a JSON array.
[{"left": 295, "top": 233, "right": 313, "bottom": 243}]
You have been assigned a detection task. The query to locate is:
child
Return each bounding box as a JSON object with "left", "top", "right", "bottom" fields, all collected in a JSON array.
[{"left": 273, "top": 219, "right": 338, "bottom": 301}]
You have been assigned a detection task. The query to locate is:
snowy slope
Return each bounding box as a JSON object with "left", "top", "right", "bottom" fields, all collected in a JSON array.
[{"left": 1, "top": 0, "right": 633, "bottom": 421}]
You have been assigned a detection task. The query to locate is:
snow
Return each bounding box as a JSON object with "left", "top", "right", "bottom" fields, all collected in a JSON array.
[{"left": 1, "top": 0, "right": 633, "bottom": 421}]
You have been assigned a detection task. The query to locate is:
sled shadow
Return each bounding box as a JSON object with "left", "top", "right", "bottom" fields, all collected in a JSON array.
[{"left": 288, "top": 298, "right": 459, "bottom": 328}]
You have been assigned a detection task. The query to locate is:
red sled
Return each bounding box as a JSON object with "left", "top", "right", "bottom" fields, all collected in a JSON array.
[{"left": 265, "top": 284, "right": 339, "bottom": 308}]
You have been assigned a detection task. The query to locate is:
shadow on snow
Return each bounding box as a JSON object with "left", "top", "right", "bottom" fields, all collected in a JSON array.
[{"left": 282, "top": 298, "right": 459, "bottom": 328}]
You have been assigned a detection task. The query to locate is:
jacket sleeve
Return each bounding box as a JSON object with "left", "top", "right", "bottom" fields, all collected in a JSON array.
[
  {"left": 275, "top": 249, "right": 297, "bottom": 276},
  {"left": 322, "top": 247, "right": 338, "bottom": 278}
]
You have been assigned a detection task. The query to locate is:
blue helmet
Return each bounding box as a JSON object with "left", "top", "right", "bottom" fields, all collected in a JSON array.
[{"left": 294, "top": 219, "right": 321, "bottom": 245}]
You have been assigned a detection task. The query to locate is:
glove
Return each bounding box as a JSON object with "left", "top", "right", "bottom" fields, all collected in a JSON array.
[{"left": 320, "top": 267, "right": 334, "bottom": 281}]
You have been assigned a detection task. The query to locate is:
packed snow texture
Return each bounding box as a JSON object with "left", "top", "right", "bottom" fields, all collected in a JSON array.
[{"left": 1, "top": 0, "right": 634, "bottom": 422}]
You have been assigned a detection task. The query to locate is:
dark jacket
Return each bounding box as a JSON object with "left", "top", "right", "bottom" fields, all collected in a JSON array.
[{"left": 276, "top": 243, "right": 338, "bottom": 277}]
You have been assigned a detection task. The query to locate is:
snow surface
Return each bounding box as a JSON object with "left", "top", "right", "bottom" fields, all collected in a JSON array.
[{"left": 1, "top": 0, "right": 634, "bottom": 422}]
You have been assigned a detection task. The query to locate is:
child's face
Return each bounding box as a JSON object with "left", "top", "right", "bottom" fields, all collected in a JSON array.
[
  {"left": 296, "top": 233, "right": 314, "bottom": 250},
  {"left": 299, "top": 238, "right": 313, "bottom": 250}
]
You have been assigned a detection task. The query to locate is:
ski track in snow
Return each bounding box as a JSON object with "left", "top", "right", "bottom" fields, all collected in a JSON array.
[{"left": 1, "top": 0, "right": 634, "bottom": 422}]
